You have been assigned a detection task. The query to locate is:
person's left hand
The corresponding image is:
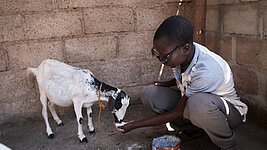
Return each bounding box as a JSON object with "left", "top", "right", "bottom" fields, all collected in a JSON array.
[{"left": 115, "top": 120, "right": 135, "bottom": 133}]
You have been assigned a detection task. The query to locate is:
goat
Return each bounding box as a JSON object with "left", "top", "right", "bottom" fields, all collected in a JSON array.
[{"left": 27, "top": 59, "right": 131, "bottom": 143}]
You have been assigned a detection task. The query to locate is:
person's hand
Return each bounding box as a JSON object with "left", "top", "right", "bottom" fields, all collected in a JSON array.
[{"left": 116, "top": 120, "right": 135, "bottom": 133}]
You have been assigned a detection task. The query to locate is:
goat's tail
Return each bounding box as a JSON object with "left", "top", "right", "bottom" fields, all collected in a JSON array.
[
  {"left": 25, "top": 67, "right": 38, "bottom": 82},
  {"left": 26, "top": 67, "right": 38, "bottom": 76}
]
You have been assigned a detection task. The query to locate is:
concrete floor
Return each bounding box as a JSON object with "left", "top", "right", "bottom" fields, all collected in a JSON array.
[{"left": 0, "top": 103, "right": 267, "bottom": 150}]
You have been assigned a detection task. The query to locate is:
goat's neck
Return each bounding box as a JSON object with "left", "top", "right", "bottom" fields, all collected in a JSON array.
[
  {"left": 98, "top": 83, "right": 120, "bottom": 99},
  {"left": 92, "top": 76, "right": 120, "bottom": 100}
]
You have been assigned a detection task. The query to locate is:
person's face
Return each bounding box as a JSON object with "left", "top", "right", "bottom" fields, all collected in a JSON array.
[{"left": 151, "top": 37, "right": 190, "bottom": 68}]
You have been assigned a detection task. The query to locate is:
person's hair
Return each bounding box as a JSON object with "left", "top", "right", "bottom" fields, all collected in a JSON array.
[{"left": 153, "top": 15, "right": 194, "bottom": 44}]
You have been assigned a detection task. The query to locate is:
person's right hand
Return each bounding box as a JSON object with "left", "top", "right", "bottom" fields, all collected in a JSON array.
[{"left": 116, "top": 120, "right": 135, "bottom": 133}]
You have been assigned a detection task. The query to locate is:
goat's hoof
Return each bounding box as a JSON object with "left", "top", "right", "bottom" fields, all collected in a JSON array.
[
  {"left": 79, "top": 137, "right": 88, "bottom": 143},
  {"left": 58, "top": 122, "right": 64, "bottom": 126},
  {"left": 48, "top": 134, "right": 54, "bottom": 139},
  {"left": 89, "top": 129, "right": 95, "bottom": 134}
]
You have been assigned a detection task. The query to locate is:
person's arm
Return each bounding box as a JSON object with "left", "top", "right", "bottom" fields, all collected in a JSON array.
[
  {"left": 153, "top": 78, "right": 176, "bottom": 87},
  {"left": 118, "top": 95, "right": 188, "bottom": 133}
]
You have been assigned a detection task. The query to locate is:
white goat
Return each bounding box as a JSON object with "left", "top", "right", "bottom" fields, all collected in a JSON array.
[{"left": 27, "top": 59, "right": 131, "bottom": 143}]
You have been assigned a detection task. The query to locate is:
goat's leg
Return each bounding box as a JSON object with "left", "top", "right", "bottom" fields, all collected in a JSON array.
[
  {"left": 48, "top": 101, "right": 63, "bottom": 126},
  {"left": 73, "top": 100, "right": 87, "bottom": 143},
  {"left": 86, "top": 107, "right": 95, "bottom": 133},
  {"left": 40, "top": 91, "right": 54, "bottom": 139}
]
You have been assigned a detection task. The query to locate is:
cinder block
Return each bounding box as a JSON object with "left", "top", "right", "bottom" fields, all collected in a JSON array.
[
  {"left": 56, "top": 0, "right": 122, "bottom": 8},
  {"left": 0, "top": 0, "right": 54, "bottom": 15},
  {"left": 136, "top": 6, "right": 163, "bottom": 31},
  {"left": 259, "top": 0, "right": 267, "bottom": 6},
  {"left": 122, "top": 85, "right": 145, "bottom": 102},
  {"left": 206, "top": 6, "right": 221, "bottom": 32},
  {"left": 223, "top": 5, "right": 258, "bottom": 35},
  {"left": 141, "top": 59, "right": 173, "bottom": 84},
  {"left": 124, "top": 0, "right": 190, "bottom": 6},
  {"left": 56, "top": 0, "right": 178, "bottom": 8},
  {"left": 240, "top": 0, "right": 258, "bottom": 2},
  {"left": 0, "top": 48, "right": 7, "bottom": 71},
  {"left": 0, "top": 15, "right": 25, "bottom": 42},
  {"left": 236, "top": 36, "right": 258, "bottom": 66},
  {"left": 140, "top": 59, "right": 161, "bottom": 83},
  {"left": 84, "top": 7, "right": 134, "bottom": 33},
  {"left": 65, "top": 35, "right": 117, "bottom": 63},
  {"left": 101, "top": 59, "right": 141, "bottom": 87},
  {"left": 206, "top": 32, "right": 232, "bottom": 61},
  {"left": 84, "top": 59, "right": 141, "bottom": 87},
  {"left": 263, "top": 11, "right": 267, "bottom": 35},
  {"left": 117, "top": 32, "right": 153, "bottom": 59},
  {"left": 2, "top": 40, "right": 63, "bottom": 70},
  {"left": 122, "top": 0, "right": 161, "bottom": 6},
  {"left": 68, "top": 61, "right": 104, "bottom": 81},
  {"left": 175, "top": 2, "right": 195, "bottom": 23},
  {"left": 260, "top": 45, "right": 267, "bottom": 71},
  {"left": 71, "top": 58, "right": 172, "bottom": 87},
  {"left": 0, "top": 70, "right": 37, "bottom": 104},
  {"left": 207, "top": 0, "right": 238, "bottom": 5},
  {"left": 236, "top": 36, "right": 267, "bottom": 71},
  {"left": 25, "top": 12, "right": 82, "bottom": 40},
  {"left": 136, "top": 3, "right": 179, "bottom": 31},
  {"left": 231, "top": 65, "right": 258, "bottom": 95}
]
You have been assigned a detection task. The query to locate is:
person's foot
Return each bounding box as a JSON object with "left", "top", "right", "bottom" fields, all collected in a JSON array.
[
  {"left": 170, "top": 119, "right": 205, "bottom": 143},
  {"left": 170, "top": 118, "right": 195, "bottom": 131},
  {"left": 165, "top": 122, "right": 175, "bottom": 131},
  {"left": 175, "top": 126, "right": 205, "bottom": 143}
]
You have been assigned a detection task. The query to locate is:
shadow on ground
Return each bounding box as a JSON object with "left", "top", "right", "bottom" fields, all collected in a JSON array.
[{"left": 0, "top": 102, "right": 267, "bottom": 150}]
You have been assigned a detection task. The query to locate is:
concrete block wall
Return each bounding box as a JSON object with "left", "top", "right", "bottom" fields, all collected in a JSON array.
[
  {"left": 0, "top": 0, "right": 194, "bottom": 123},
  {"left": 206, "top": 0, "right": 267, "bottom": 125}
]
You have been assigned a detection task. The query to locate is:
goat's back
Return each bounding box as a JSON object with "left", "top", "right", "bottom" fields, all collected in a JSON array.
[{"left": 28, "top": 59, "right": 96, "bottom": 107}]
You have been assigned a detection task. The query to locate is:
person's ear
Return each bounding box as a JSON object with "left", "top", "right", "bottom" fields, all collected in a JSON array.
[{"left": 182, "top": 44, "right": 191, "bottom": 54}]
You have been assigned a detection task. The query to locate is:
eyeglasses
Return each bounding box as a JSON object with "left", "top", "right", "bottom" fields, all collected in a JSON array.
[{"left": 151, "top": 43, "right": 185, "bottom": 64}]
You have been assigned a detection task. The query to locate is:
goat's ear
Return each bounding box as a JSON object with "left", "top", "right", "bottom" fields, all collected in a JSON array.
[{"left": 108, "top": 97, "right": 115, "bottom": 111}]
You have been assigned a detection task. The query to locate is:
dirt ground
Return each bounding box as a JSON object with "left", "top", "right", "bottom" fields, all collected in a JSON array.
[{"left": 1, "top": 102, "right": 267, "bottom": 150}]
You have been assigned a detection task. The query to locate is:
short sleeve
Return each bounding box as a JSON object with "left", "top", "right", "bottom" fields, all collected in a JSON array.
[{"left": 185, "top": 66, "right": 224, "bottom": 97}]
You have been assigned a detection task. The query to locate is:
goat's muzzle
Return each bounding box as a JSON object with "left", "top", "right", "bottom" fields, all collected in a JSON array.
[{"left": 113, "top": 114, "right": 123, "bottom": 123}]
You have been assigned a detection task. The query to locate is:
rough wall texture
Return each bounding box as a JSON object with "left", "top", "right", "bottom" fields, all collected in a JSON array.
[
  {"left": 2, "top": 0, "right": 265, "bottom": 126},
  {"left": 206, "top": 0, "right": 267, "bottom": 125},
  {"left": 0, "top": 0, "right": 194, "bottom": 123}
]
